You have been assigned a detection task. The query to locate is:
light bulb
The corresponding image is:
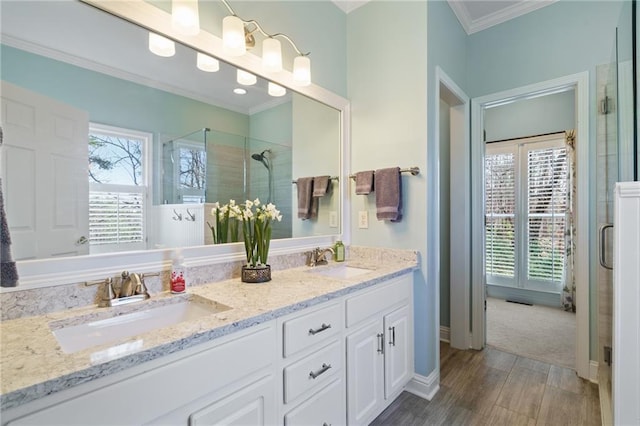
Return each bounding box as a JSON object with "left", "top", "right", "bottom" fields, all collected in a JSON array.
[
  {"left": 196, "top": 52, "right": 219, "bottom": 72},
  {"left": 262, "top": 38, "right": 282, "bottom": 73},
  {"left": 223, "top": 15, "right": 246, "bottom": 56},
  {"left": 148, "top": 32, "right": 175, "bottom": 57},
  {"left": 171, "top": 0, "right": 200, "bottom": 36},
  {"left": 237, "top": 69, "right": 257, "bottom": 86},
  {"left": 268, "top": 82, "right": 286, "bottom": 97},
  {"left": 293, "top": 56, "right": 311, "bottom": 86}
]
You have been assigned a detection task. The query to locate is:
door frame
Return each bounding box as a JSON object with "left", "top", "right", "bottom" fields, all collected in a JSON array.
[
  {"left": 470, "top": 72, "right": 590, "bottom": 379},
  {"left": 435, "top": 67, "right": 471, "bottom": 350}
]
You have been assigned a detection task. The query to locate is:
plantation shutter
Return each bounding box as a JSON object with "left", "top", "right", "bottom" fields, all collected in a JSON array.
[
  {"left": 526, "top": 146, "right": 567, "bottom": 284},
  {"left": 485, "top": 148, "right": 517, "bottom": 284},
  {"left": 89, "top": 188, "right": 144, "bottom": 245}
]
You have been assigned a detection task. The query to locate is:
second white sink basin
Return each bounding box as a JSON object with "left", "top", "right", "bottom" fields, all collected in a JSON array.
[
  {"left": 50, "top": 296, "right": 230, "bottom": 354},
  {"left": 307, "top": 265, "right": 373, "bottom": 279}
]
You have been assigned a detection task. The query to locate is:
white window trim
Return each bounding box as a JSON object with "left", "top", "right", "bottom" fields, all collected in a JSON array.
[{"left": 173, "top": 139, "right": 206, "bottom": 204}]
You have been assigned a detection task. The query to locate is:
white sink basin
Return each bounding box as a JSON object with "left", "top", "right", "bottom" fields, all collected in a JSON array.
[
  {"left": 50, "top": 296, "right": 230, "bottom": 354},
  {"left": 307, "top": 265, "right": 373, "bottom": 279}
]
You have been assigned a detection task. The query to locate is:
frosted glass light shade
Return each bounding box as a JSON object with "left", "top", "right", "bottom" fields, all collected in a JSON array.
[
  {"left": 223, "top": 15, "right": 246, "bottom": 56},
  {"left": 237, "top": 69, "right": 257, "bottom": 86},
  {"left": 171, "top": 0, "right": 200, "bottom": 36},
  {"left": 262, "top": 38, "right": 282, "bottom": 73},
  {"left": 196, "top": 53, "right": 219, "bottom": 72},
  {"left": 268, "top": 82, "right": 286, "bottom": 97},
  {"left": 293, "top": 56, "right": 311, "bottom": 86},
  {"left": 148, "top": 32, "right": 175, "bottom": 57}
]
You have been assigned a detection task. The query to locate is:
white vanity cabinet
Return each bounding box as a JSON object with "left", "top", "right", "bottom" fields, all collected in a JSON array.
[
  {"left": 4, "top": 323, "right": 277, "bottom": 426},
  {"left": 278, "top": 302, "right": 346, "bottom": 426},
  {"left": 345, "top": 275, "right": 414, "bottom": 425}
]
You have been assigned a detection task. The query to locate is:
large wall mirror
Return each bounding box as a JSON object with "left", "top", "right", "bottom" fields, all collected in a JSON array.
[{"left": 0, "top": 0, "right": 347, "bottom": 287}]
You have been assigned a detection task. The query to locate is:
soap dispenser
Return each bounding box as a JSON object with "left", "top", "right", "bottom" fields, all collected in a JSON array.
[
  {"left": 334, "top": 241, "right": 345, "bottom": 262},
  {"left": 171, "top": 251, "right": 187, "bottom": 294}
]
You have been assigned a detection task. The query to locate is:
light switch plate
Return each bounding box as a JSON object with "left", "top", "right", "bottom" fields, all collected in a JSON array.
[
  {"left": 358, "top": 211, "right": 369, "bottom": 229},
  {"left": 329, "top": 211, "right": 338, "bottom": 228}
]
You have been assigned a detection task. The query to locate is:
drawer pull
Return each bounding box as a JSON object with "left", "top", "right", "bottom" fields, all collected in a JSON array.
[
  {"left": 323, "top": 423, "right": 332, "bottom": 426},
  {"left": 308, "top": 323, "right": 332, "bottom": 335},
  {"left": 309, "top": 363, "right": 332, "bottom": 379},
  {"left": 389, "top": 326, "right": 396, "bottom": 346},
  {"left": 377, "top": 333, "right": 385, "bottom": 354}
]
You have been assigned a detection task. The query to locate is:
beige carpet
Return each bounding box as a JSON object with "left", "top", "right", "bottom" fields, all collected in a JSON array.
[{"left": 486, "top": 297, "right": 576, "bottom": 368}]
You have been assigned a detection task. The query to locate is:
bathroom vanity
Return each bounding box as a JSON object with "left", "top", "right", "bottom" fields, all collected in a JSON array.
[{"left": 0, "top": 253, "right": 417, "bottom": 425}]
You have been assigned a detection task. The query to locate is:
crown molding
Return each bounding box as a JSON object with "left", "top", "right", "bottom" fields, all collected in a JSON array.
[{"left": 448, "top": 0, "right": 558, "bottom": 35}]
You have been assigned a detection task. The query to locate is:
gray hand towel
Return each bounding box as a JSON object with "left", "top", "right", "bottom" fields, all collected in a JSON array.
[
  {"left": 355, "top": 171, "right": 374, "bottom": 195},
  {"left": 375, "top": 167, "right": 402, "bottom": 222},
  {"left": 296, "top": 177, "right": 314, "bottom": 220},
  {"left": 312, "top": 176, "right": 331, "bottom": 197}
]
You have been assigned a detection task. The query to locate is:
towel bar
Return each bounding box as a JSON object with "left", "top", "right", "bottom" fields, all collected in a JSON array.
[
  {"left": 292, "top": 176, "right": 339, "bottom": 184},
  {"left": 349, "top": 166, "right": 420, "bottom": 180}
]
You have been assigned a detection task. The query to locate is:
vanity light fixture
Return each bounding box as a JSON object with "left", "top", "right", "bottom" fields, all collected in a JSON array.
[
  {"left": 171, "top": 0, "right": 200, "bottom": 36},
  {"left": 219, "top": 0, "right": 311, "bottom": 85},
  {"left": 237, "top": 69, "right": 257, "bottom": 85},
  {"left": 196, "top": 52, "right": 220, "bottom": 72},
  {"left": 148, "top": 32, "right": 176, "bottom": 57},
  {"left": 268, "top": 82, "right": 286, "bottom": 97},
  {"left": 233, "top": 88, "right": 247, "bottom": 95}
]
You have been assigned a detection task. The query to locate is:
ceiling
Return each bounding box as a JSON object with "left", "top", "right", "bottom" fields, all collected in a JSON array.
[{"left": 331, "top": 0, "right": 557, "bottom": 34}]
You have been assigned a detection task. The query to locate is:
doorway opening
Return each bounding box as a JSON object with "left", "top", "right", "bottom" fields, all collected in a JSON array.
[{"left": 470, "top": 72, "right": 590, "bottom": 379}]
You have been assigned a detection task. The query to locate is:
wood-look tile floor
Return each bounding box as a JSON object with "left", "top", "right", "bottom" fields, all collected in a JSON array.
[{"left": 370, "top": 342, "right": 600, "bottom": 426}]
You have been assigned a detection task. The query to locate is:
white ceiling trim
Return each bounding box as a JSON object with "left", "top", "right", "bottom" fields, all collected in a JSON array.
[{"left": 448, "top": 0, "right": 558, "bottom": 35}]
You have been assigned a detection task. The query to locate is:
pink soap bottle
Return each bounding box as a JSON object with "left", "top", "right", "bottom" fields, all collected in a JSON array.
[{"left": 170, "top": 252, "right": 186, "bottom": 294}]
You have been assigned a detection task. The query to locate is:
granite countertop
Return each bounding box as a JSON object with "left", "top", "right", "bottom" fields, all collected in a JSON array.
[{"left": 0, "top": 255, "right": 418, "bottom": 411}]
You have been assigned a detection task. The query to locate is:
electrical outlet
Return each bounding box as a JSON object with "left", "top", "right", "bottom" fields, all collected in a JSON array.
[
  {"left": 329, "top": 211, "right": 338, "bottom": 228},
  {"left": 358, "top": 211, "right": 369, "bottom": 229}
]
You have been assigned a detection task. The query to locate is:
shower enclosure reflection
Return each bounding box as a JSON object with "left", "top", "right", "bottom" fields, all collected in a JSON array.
[{"left": 153, "top": 127, "right": 292, "bottom": 250}]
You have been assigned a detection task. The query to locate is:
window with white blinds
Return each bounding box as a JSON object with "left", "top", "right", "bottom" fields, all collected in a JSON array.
[
  {"left": 485, "top": 150, "right": 516, "bottom": 281},
  {"left": 88, "top": 123, "right": 150, "bottom": 253},
  {"left": 485, "top": 136, "right": 568, "bottom": 293}
]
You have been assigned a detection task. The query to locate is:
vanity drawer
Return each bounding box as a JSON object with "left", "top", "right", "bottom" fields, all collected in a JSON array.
[
  {"left": 283, "top": 340, "right": 342, "bottom": 404},
  {"left": 282, "top": 302, "right": 342, "bottom": 357},
  {"left": 284, "top": 378, "right": 344, "bottom": 426},
  {"left": 345, "top": 274, "right": 411, "bottom": 328}
]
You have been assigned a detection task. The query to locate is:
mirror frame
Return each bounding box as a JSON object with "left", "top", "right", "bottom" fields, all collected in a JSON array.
[{"left": 6, "top": 0, "right": 350, "bottom": 289}]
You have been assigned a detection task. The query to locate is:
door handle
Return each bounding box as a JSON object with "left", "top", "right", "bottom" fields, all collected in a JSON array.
[
  {"left": 377, "top": 333, "right": 384, "bottom": 354},
  {"left": 75, "top": 236, "right": 88, "bottom": 246},
  {"left": 388, "top": 326, "right": 396, "bottom": 346},
  {"left": 599, "top": 223, "right": 613, "bottom": 270}
]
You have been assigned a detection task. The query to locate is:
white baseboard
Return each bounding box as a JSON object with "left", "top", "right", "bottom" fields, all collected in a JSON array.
[
  {"left": 440, "top": 326, "right": 450, "bottom": 343},
  {"left": 405, "top": 370, "right": 439, "bottom": 401},
  {"left": 590, "top": 360, "right": 599, "bottom": 383}
]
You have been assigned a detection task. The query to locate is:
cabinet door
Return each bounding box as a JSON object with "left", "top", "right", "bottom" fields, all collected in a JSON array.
[
  {"left": 346, "top": 319, "right": 384, "bottom": 425},
  {"left": 384, "top": 304, "right": 412, "bottom": 399},
  {"left": 189, "top": 375, "right": 275, "bottom": 426}
]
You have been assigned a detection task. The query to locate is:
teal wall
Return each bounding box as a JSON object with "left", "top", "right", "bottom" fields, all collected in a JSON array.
[
  {"left": 426, "top": 0, "right": 468, "bottom": 332},
  {"left": 466, "top": 0, "right": 623, "bottom": 362},
  {"left": 0, "top": 45, "right": 249, "bottom": 139},
  {"left": 347, "top": 1, "right": 430, "bottom": 374}
]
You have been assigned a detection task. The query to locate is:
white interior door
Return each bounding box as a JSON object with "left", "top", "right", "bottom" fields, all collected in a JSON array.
[{"left": 1, "top": 81, "right": 89, "bottom": 260}]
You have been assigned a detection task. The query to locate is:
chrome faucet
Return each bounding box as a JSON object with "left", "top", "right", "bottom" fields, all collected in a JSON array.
[
  {"left": 307, "top": 247, "right": 335, "bottom": 267},
  {"left": 86, "top": 271, "right": 155, "bottom": 307}
]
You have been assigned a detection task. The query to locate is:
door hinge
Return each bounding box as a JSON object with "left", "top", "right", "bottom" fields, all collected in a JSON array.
[{"left": 604, "top": 346, "right": 612, "bottom": 366}]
